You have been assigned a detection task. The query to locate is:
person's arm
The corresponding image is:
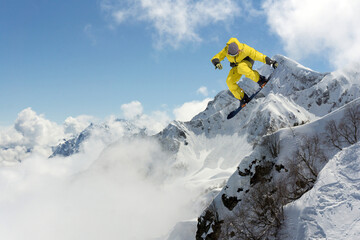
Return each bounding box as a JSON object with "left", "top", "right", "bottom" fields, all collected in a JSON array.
[
  {"left": 243, "top": 44, "right": 266, "bottom": 63},
  {"left": 243, "top": 44, "right": 278, "bottom": 69},
  {"left": 211, "top": 46, "right": 227, "bottom": 69}
]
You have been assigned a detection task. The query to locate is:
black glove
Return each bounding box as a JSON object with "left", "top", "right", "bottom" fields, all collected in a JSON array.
[
  {"left": 215, "top": 63, "right": 223, "bottom": 70},
  {"left": 212, "top": 58, "right": 222, "bottom": 69},
  {"left": 265, "top": 56, "right": 278, "bottom": 69}
]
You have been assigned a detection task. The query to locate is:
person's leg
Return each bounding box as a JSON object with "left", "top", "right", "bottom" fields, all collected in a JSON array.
[
  {"left": 236, "top": 60, "right": 260, "bottom": 83},
  {"left": 226, "top": 68, "right": 245, "bottom": 100}
]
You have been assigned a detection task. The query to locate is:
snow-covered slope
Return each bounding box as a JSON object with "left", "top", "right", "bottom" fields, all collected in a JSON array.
[
  {"left": 195, "top": 96, "right": 359, "bottom": 238},
  {"left": 194, "top": 69, "right": 360, "bottom": 239},
  {"left": 278, "top": 141, "right": 360, "bottom": 240},
  {"left": 261, "top": 55, "right": 360, "bottom": 116}
]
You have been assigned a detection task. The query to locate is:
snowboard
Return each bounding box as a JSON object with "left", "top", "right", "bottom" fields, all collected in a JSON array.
[{"left": 227, "top": 76, "right": 271, "bottom": 119}]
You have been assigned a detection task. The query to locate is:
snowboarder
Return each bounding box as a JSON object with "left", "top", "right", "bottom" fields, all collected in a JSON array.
[{"left": 211, "top": 38, "right": 278, "bottom": 106}]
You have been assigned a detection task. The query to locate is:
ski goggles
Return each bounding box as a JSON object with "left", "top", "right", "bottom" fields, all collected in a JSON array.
[{"left": 228, "top": 51, "right": 239, "bottom": 57}]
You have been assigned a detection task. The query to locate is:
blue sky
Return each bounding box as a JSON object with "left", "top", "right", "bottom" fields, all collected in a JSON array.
[{"left": 1, "top": 0, "right": 358, "bottom": 126}]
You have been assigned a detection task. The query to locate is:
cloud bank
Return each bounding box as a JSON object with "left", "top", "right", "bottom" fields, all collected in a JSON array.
[
  {"left": 120, "top": 101, "right": 171, "bottom": 134},
  {"left": 0, "top": 108, "right": 95, "bottom": 164},
  {"left": 1, "top": 95, "right": 212, "bottom": 164},
  {"left": 263, "top": 0, "right": 360, "bottom": 68},
  {"left": 101, "top": 0, "right": 240, "bottom": 48},
  {"left": 121, "top": 100, "right": 144, "bottom": 119},
  {"left": 0, "top": 137, "right": 196, "bottom": 240},
  {"left": 173, "top": 98, "right": 212, "bottom": 122},
  {"left": 0, "top": 96, "right": 213, "bottom": 239}
]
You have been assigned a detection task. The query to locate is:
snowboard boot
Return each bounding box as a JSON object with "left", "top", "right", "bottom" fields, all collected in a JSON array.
[
  {"left": 257, "top": 75, "right": 269, "bottom": 88},
  {"left": 240, "top": 92, "right": 251, "bottom": 107}
]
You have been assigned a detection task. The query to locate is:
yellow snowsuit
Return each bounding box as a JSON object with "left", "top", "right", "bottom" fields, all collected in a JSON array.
[{"left": 211, "top": 38, "right": 267, "bottom": 100}]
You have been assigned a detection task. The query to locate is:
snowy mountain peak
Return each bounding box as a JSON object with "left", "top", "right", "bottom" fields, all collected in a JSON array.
[
  {"left": 261, "top": 55, "right": 360, "bottom": 116},
  {"left": 50, "top": 119, "right": 146, "bottom": 158}
]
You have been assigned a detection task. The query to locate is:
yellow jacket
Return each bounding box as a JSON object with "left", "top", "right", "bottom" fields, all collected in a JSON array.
[{"left": 211, "top": 38, "right": 267, "bottom": 65}]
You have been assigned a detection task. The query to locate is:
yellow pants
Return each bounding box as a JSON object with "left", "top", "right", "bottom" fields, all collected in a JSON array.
[{"left": 226, "top": 60, "right": 260, "bottom": 100}]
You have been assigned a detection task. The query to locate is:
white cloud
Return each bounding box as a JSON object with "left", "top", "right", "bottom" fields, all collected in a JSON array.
[
  {"left": 0, "top": 137, "right": 197, "bottom": 240},
  {"left": 173, "top": 98, "right": 212, "bottom": 122},
  {"left": 14, "top": 108, "right": 64, "bottom": 147},
  {"left": 135, "top": 110, "right": 171, "bottom": 134},
  {"left": 121, "top": 101, "right": 143, "bottom": 119},
  {"left": 197, "top": 86, "right": 209, "bottom": 97},
  {"left": 0, "top": 97, "right": 218, "bottom": 238},
  {"left": 101, "top": 0, "right": 240, "bottom": 48},
  {"left": 0, "top": 96, "right": 213, "bottom": 164},
  {"left": 0, "top": 103, "right": 171, "bottom": 164},
  {"left": 0, "top": 109, "right": 98, "bottom": 163},
  {"left": 0, "top": 108, "right": 63, "bottom": 163},
  {"left": 263, "top": 0, "right": 360, "bottom": 68},
  {"left": 64, "top": 115, "right": 95, "bottom": 135},
  {"left": 0, "top": 126, "right": 23, "bottom": 148},
  {"left": 120, "top": 101, "right": 171, "bottom": 134}
]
